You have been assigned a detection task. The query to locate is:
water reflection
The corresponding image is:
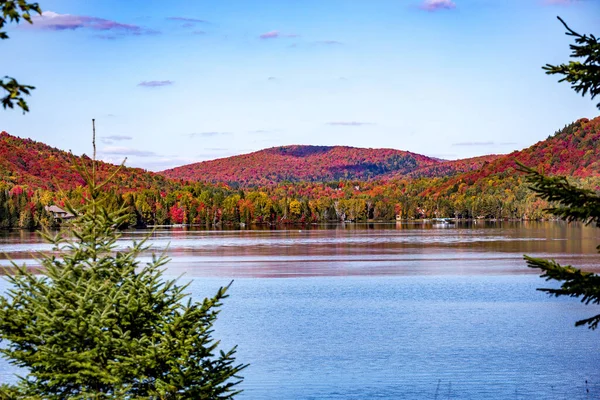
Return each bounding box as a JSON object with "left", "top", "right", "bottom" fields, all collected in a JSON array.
[
  {"left": 1, "top": 223, "right": 600, "bottom": 399},
  {"left": 1, "top": 222, "right": 599, "bottom": 277}
]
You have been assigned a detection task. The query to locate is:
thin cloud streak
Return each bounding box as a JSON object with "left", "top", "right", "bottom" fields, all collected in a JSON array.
[
  {"left": 420, "top": 0, "right": 457, "bottom": 11},
  {"left": 316, "top": 40, "right": 343, "bottom": 45},
  {"left": 103, "top": 135, "right": 132, "bottom": 141},
  {"left": 100, "top": 146, "right": 157, "bottom": 157},
  {"left": 138, "top": 80, "right": 174, "bottom": 87},
  {"left": 259, "top": 30, "right": 299, "bottom": 39},
  {"left": 326, "top": 121, "right": 375, "bottom": 126},
  {"left": 166, "top": 17, "right": 208, "bottom": 23},
  {"left": 100, "top": 135, "right": 132, "bottom": 145},
  {"left": 29, "top": 11, "right": 158, "bottom": 35},
  {"left": 543, "top": 0, "right": 580, "bottom": 4},
  {"left": 94, "top": 34, "right": 118, "bottom": 40},
  {"left": 134, "top": 156, "right": 198, "bottom": 171},
  {"left": 248, "top": 129, "right": 277, "bottom": 134},
  {"left": 452, "top": 141, "right": 494, "bottom": 146},
  {"left": 452, "top": 141, "right": 517, "bottom": 146},
  {"left": 259, "top": 31, "right": 280, "bottom": 39},
  {"left": 188, "top": 132, "right": 232, "bottom": 138}
]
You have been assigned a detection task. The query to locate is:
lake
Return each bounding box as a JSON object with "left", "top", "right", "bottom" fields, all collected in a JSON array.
[{"left": 1, "top": 221, "right": 600, "bottom": 399}]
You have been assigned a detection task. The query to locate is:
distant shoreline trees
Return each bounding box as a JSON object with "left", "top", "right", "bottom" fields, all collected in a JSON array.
[
  {"left": 0, "top": 173, "right": 585, "bottom": 229},
  {"left": 0, "top": 173, "right": 565, "bottom": 229}
]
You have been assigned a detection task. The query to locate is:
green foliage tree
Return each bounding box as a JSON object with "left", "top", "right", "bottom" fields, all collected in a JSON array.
[
  {"left": 521, "top": 17, "right": 600, "bottom": 329},
  {"left": 1, "top": 0, "right": 41, "bottom": 113},
  {"left": 0, "top": 133, "right": 246, "bottom": 398}
]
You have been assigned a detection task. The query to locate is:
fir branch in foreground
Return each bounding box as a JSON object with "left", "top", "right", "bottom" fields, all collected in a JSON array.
[
  {"left": 543, "top": 16, "right": 600, "bottom": 110},
  {"left": 524, "top": 255, "right": 600, "bottom": 329},
  {"left": 516, "top": 162, "right": 600, "bottom": 226},
  {"left": 522, "top": 16, "right": 600, "bottom": 332}
]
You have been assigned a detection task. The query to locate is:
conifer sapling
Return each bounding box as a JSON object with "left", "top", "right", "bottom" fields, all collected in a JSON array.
[{"left": 0, "top": 121, "right": 246, "bottom": 398}]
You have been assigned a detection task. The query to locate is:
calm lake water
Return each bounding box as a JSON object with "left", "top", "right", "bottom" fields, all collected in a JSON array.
[{"left": 1, "top": 221, "right": 600, "bottom": 399}]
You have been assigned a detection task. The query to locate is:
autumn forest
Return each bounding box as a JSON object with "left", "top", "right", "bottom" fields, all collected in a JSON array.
[{"left": 1, "top": 116, "right": 599, "bottom": 230}]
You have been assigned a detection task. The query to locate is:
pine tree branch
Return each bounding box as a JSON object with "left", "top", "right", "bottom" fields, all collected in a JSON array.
[
  {"left": 519, "top": 160, "right": 600, "bottom": 330},
  {"left": 516, "top": 162, "right": 600, "bottom": 226},
  {"left": 574, "top": 313, "right": 600, "bottom": 329},
  {"left": 542, "top": 16, "right": 600, "bottom": 110},
  {"left": 524, "top": 255, "right": 600, "bottom": 329}
]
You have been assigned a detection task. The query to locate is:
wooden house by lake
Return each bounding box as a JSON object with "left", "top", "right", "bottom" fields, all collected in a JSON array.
[{"left": 44, "top": 205, "right": 75, "bottom": 220}]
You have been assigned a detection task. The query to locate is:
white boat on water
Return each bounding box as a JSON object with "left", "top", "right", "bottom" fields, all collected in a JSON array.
[{"left": 431, "top": 218, "right": 455, "bottom": 227}]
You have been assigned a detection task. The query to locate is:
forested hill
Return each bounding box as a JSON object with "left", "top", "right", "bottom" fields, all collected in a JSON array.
[
  {"left": 2, "top": 116, "right": 598, "bottom": 193},
  {"left": 399, "top": 155, "right": 504, "bottom": 179},
  {"left": 514, "top": 117, "right": 600, "bottom": 176},
  {"left": 0, "top": 131, "right": 176, "bottom": 192},
  {"left": 160, "top": 145, "right": 443, "bottom": 186},
  {"left": 0, "top": 117, "right": 599, "bottom": 229},
  {"left": 160, "top": 116, "right": 600, "bottom": 186},
  {"left": 420, "top": 116, "right": 600, "bottom": 197}
]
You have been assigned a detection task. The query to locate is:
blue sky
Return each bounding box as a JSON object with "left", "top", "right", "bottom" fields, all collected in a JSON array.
[{"left": 1, "top": 0, "right": 599, "bottom": 171}]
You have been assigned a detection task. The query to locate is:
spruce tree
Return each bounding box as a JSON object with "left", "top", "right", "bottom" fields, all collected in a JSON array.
[
  {"left": 0, "top": 122, "right": 246, "bottom": 398},
  {"left": 521, "top": 17, "right": 600, "bottom": 329}
]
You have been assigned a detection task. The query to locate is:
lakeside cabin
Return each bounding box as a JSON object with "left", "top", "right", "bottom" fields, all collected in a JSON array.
[{"left": 44, "top": 205, "right": 75, "bottom": 220}]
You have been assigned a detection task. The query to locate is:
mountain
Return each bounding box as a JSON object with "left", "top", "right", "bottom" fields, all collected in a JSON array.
[
  {"left": 422, "top": 116, "right": 600, "bottom": 196},
  {"left": 513, "top": 117, "right": 600, "bottom": 176},
  {"left": 0, "top": 131, "right": 175, "bottom": 192},
  {"left": 161, "top": 116, "right": 600, "bottom": 187},
  {"left": 1, "top": 117, "right": 599, "bottom": 228},
  {"left": 394, "top": 155, "right": 504, "bottom": 179},
  {"left": 160, "top": 145, "right": 444, "bottom": 186},
  {"left": 474, "top": 117, "right": 600, "bottom": 176},
  {"left": 3, "top": 116, "right": 599, "bottom": 193}
]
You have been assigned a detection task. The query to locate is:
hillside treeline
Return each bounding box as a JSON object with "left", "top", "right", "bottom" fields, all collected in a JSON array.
[{"left": 3, "top": 171, "right": 599, "bottom": 229}]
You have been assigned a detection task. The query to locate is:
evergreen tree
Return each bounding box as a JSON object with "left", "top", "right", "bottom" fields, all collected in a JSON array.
[
  {"left": 0, "top": 126, "right": 246, "bottom": 398},
  {"left": 521, "top": 17, "right": 600, "bottom": 329}
]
